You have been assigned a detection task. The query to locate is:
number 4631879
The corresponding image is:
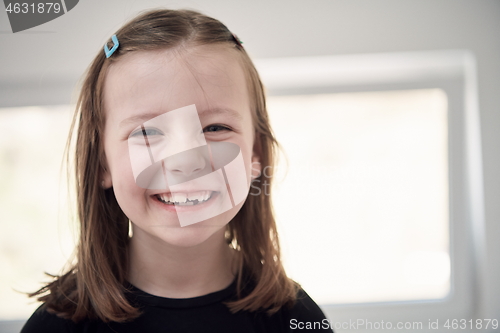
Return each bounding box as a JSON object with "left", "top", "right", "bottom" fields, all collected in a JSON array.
[
  {"left": 444, "top": 319, "right": 498, "bottom": 330},
  {"left": 5, "top": 2, "right": 62, "bottom": 14}
]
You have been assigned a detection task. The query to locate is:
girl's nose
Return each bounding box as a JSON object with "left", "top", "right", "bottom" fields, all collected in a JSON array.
[{"left": 164, "top": 148, "right": 207, "bottom": 177}]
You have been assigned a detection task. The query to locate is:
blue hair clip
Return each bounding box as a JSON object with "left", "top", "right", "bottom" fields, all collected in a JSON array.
[{"left": 104, "top": 34, "right": 119, "bottom": 58}]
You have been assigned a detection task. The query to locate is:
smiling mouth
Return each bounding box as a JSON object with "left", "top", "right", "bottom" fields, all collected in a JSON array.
[{"left": 154, "top": 190, "right": 217, "bottom": 206}]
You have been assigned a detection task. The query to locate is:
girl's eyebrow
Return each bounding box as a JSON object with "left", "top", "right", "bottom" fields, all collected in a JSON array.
[
  {"left": 120, "top": 112, "right": 164, "bottom": 128},
  {"left": 198, "top": 107, "right": 243, "bottom": 121},
  {"left": 120, "top": 107, "right": 243, "bottom": 128}
]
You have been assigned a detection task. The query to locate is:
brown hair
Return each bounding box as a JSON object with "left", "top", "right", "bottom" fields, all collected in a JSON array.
[{"left": 29, "top": 8, "right": 298, "bottom": 323}]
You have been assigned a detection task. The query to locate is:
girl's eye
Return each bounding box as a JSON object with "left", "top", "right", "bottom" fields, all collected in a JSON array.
[
  {"left": 203, "top": 124, "right": 231, "bottom": 133},
  {"left": 130, "top": 128, "right": 163, "bottom": 138}
]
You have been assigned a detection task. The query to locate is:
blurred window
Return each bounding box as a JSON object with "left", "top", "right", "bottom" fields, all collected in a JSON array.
[{"left": 268, "top": 89, "right": 450, "bottom": 304}]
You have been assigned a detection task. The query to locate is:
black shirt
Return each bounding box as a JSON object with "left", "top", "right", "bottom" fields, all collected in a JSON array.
[{"left": 21, "top": 279, "right": 333, "bottom": 333}]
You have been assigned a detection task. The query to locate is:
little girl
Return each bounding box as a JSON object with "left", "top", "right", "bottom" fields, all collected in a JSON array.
[{"left": 21, "top": 9, "right": 333, "bottom": 332}]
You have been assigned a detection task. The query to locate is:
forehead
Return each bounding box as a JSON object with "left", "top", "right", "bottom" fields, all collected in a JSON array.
[{"left": 103, "top": 45, "right": 250, "bottom": 125}]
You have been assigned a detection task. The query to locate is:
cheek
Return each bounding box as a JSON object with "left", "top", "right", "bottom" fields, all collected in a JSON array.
[
  {"left": 238, "top": 138, "right": 256, "bottom": 184},
  {"left": 113, "top": 167, "right": 140, "bottom": 195},
  {"left": 111, "top": 168, "right": 149, "bottom": 222},
  {"left": 107, "top": 144, "right": 146, "bottom": 208}
]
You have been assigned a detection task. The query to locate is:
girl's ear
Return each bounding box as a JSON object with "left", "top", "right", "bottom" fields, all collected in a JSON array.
[
  {"left": 250, "top": 153, "right": 261, "bottom": 181},
  {"left": 101, "top": 164, "right": 113, "bottom": 189},
  {"left": 250, "top": 134, "right": 262, "bottom": 181}
]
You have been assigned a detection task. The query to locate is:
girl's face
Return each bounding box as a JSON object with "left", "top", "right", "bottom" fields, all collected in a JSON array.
[{"left": 102, "top": 45, "right": 259, "bottom": 247}]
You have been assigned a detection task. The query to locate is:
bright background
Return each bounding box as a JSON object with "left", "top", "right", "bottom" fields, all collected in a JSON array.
[{"left": 269, "top": 89, "right": 450, "bottom": 304}]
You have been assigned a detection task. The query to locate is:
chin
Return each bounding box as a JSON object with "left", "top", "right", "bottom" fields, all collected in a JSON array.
[
  {"left": 154, "top": 222, "right": 226, "bottom": 248},
  {"left": 130, "top": 200, "right": 244, "bottom": 248},
  {"left": 152, "top": 209, "right": 238, "bottom": 248}
]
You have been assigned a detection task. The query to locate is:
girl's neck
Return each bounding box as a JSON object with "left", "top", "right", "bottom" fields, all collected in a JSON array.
[{"left": 127, "top": 227, "right": 237, "bottom": 299}]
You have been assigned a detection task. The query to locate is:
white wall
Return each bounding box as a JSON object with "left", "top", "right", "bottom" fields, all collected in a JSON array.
[{"left": 1, "top": 0, "right": 498, "bottom": 319}]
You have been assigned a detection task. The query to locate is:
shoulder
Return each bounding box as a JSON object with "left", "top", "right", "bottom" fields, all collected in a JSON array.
[
  {"left": 21, "top": 304, "right": 80, "bottom": 333},
  {"left": 285, "top": 288, "right": 334, "bottom": 332}
]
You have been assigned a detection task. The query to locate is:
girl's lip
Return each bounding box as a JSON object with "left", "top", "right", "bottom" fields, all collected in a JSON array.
[{"left": 150, "top": 191, "right": 222, "bottom": 213}]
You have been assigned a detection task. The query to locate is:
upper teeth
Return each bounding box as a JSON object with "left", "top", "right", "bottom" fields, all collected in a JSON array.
[{"left": 158, "top": 191, "right": 212, "bottom": 204}]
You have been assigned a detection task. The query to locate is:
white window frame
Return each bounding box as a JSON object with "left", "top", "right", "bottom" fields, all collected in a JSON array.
[{"left": 254, "top": 50, "right": 485, "bottom": 333}]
